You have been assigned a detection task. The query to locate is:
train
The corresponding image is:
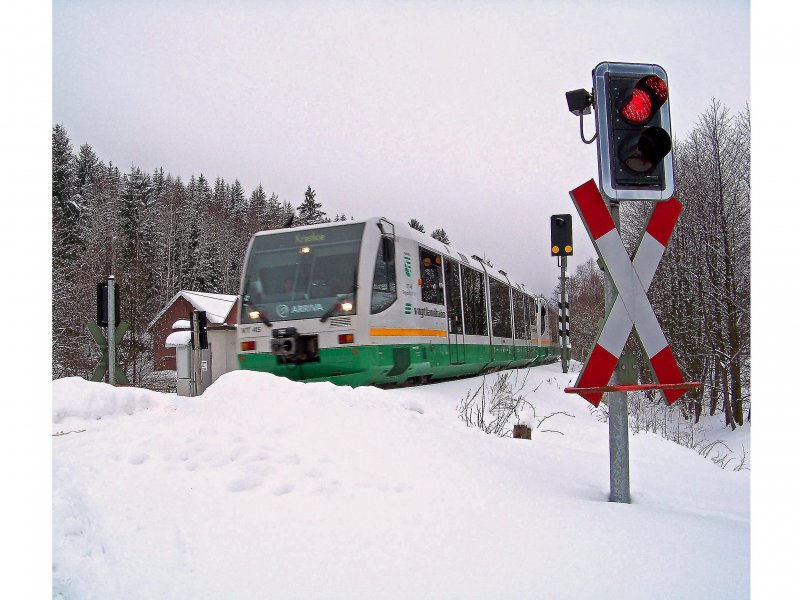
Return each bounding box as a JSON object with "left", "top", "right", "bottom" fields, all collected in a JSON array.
[{"left": 237, "top": 216, "right": 559, "bottom": 386}]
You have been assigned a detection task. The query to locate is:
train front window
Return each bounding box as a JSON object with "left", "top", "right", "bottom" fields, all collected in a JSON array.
[{"left": 241, "top": 223, "right": 365, "bottom": 323}]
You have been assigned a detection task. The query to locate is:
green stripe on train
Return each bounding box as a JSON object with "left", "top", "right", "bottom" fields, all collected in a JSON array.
[{"left": 237, "top": 343, "right": 557, "bottom": 387}]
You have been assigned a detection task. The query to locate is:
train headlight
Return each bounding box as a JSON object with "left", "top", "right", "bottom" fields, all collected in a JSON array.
[
  {"left": 341, "top": 301, "right": 353, "bottom": 312},
  {"left": 249, "top": 310, "right": 261, "bottom": 320}
]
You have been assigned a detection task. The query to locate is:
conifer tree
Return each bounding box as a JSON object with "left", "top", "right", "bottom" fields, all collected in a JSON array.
[
  {"left": 74, "top": 143, "right": 100, "bottom": 205},
  {"left": 297, "top": 186, "right": 326, "bottom": 225},
  {"left": 431, "top": 228, "right": 450, "bottom": 244},
  {"left": 52, "top": 124, "right": 81, "bottom": 263},
  {"left": 249, "top": 184, "right": 267, "bottom": 229},
  {"left": 408, "top": 219, "right": 425, "bottom": 233}
]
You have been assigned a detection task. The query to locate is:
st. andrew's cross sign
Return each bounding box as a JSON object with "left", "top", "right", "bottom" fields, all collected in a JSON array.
[{"left": 568, "top": 179, "right": 688, "bottom": 406}]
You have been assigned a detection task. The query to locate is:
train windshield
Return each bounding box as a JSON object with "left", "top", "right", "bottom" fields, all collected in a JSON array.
[{"left": 241, "top": 223, "right": 365, "bottom": 323}]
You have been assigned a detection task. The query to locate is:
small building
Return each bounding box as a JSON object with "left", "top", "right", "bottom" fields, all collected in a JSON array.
[{"left": 148, "top": 291, "right": 240, "bottom": 393}]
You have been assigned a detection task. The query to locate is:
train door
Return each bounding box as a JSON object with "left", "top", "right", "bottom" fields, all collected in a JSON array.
[
  {"left": 444, "top": 258, "right": 465, "bottom": 364},
  {"left": 512, "top": 288, "right": 530, "bottom": 361},
  {"left": 535, "top": 298, "right": 549, "bottom": 360}
]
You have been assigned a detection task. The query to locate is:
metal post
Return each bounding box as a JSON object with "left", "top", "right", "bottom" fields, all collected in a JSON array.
[
  {"left": 559, "top": 256, "right": 570, "bottom": 373},
  {"left": 191, "top": 310, "right": 203, "bottom": 397},
  {"left": 107, "top": 275, "right": 116, "bottom": 386},
  {"left": 605, "top": 200, "right": 630, "bottom": 503}
]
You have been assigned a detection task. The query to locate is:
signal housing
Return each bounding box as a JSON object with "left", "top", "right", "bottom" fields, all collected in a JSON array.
[
  {"left": 593, "top": 62, "right": 675, "bottom": 201},
  {"left": 550, "top": 214, "right": 573, "bottom": 256}
]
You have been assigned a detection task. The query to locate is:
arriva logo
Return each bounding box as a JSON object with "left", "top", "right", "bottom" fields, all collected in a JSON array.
[
  {"left": 404, "top": 302, "right": 412, "bottom": 314},
  {"left": 403, "top": 253, "right": 412, "bottom": 277},
  {"left": 276, "top": 303, "right": 324, "bottom": 318}
]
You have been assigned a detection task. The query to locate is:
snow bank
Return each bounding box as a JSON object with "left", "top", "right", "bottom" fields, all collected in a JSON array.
[
  {"left": 52, "top": 366, "right": 749, "bottom": 599},
  {"left": 52, "top": 377, "right": 173, "bottom": 425}
]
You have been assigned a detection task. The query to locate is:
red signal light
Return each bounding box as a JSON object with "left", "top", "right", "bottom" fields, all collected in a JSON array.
[
  {"left": 618, "top": 75, "right": 668, "bottom": 126},
  {"left": 620, "top": 88, "right": 653, "bottom": 124}
]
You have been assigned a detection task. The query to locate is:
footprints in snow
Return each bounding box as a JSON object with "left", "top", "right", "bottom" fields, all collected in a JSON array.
[{"left": 122, "top": 430, "right": 403, "bottom": 498}]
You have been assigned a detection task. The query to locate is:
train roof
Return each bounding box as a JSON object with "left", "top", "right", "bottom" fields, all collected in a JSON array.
[{"left": 252, "top": 217, "right": 547, "bottom": 301}]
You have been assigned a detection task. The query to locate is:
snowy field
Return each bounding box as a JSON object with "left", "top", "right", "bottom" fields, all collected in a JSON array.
[{"left": 52, "top": 364, "right": 749, "bottom": 599}]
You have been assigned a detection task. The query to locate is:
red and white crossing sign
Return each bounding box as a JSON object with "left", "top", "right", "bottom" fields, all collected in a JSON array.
[{"left": 570, "top": 179, "right": 686, "bottom": 406}]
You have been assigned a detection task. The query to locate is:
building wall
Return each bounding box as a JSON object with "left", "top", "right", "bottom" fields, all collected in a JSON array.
[
  {"left": 207, "top": 329, "right": 240, "bottom": 383},
  {"left": 153, "top": 297, "right": 197, "bottom": 371},
  {"left": 153, "top": 296, "right": 240, "bottom": 372}
]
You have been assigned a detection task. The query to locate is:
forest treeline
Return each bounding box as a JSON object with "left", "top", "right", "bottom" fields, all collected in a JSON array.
[
  {"left": 560, "top": 100, "right": 750, "bottom": 429},
  {"left": 52, "top": 124, "right": 347, "bottom": 383}
]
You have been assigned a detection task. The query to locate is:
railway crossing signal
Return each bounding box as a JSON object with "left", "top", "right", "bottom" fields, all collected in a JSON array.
[
  {"left": 593, "top": 62, "right": 674, "bottom": 201},
  {"left": 568, "top": 179, "right": 686, "bottom": 405},
  {"left": 550, "top": 214, "right": 573, "bottom": 256},
  {"left": 563, "top": 62, "right": 691, "bottom": 504},
  {"left": 96, "top": 281, "right": 120, "bottom": 327},
  {"left": 551, "top": 214, "right": 573, "bottom": 373},
  {"left": 90, "top": 275, "right": 128, "bottom": 385}
]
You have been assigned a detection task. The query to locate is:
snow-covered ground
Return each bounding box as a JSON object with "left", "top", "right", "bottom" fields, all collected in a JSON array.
[{"left": 52, "top": 364, "right": 749, "bottom": 599}]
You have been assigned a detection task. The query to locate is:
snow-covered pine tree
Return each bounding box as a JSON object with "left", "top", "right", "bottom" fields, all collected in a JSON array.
[
  {"left": 249, "top": 184, "right": 267, "bottom": 230},
  {"left": 74, "top": 143, "right": 100, "bottom": 207},
  {"left": 408, "top": 219, "right": 425, "bottom": 233},
  {"left": 52, "top": 125, "right": 81, "bottom": 264},
  {"left": 431, "top": 228, "right": 450, "bottom": 244},
  {"left": 117, "top": 165, "right": 159, "bottom": 385},
  {"left": 297, "top": 186, "right": 326, "bottom": 225}
]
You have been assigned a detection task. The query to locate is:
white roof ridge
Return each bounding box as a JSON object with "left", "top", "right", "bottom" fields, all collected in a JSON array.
[{"left": 147, "top": 290, "right": 239, "bottom": 330}]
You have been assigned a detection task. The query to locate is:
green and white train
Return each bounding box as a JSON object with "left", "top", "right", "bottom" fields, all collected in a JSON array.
[{"left": 237, "top": 217, "right": 558, "bottom": 386}]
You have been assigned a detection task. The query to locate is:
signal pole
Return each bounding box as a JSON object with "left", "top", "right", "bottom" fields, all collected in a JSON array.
[
  {"left": 558, "top": 255, "right": 570, "bottom": 374},
  {"left": 107, "top": 275, "right": 116, "bottom": 386},
  {"left": 603, "top": 199, "right": 630, "bottom": 504},
  {"left": 190, "top": 310, "right": 203, "bottom": 397},
  {"left": 551, "top": 213, "right": 573, "bottom": 374}
]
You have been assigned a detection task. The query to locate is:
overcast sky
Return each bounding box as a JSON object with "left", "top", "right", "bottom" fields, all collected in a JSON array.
[{"left": 52, "top": 0, "right": 749, "bottom": 296}]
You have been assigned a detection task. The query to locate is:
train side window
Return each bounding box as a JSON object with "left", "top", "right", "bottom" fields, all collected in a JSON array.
[
  {"left": 371, "top": 238, "right": 397, "bottom": 314},
  {"left": 526, "top": 296, "right": 536, "bottom": 339},
  {"left": 419, "top": 247, "right": 444, "bottom": 305},
  {"left": 513, "top": 289, "right": 528, "bottom": 340},
  {"left": 540, "top": 303, "right": 547, "bottom": 336},
  {"left": 462, "top": 265, "right": 488, "bottom": 336},
  {"left": 489, "top": 278, "right": 512, "bottom": 338}
]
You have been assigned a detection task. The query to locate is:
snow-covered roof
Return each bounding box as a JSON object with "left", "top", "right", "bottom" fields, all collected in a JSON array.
[
  {"left": 148, "top": 291, "right": 238, "bottom": 330},
  {"left": 172, "top": 319, "right": 190, "bottom": 330},
  {"left": 165, "top": 330, "right": 192, "bottom": 347}
]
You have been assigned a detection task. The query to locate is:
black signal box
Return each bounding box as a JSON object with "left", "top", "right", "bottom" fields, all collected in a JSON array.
[
  {"left": 96, "top": 282, "right": 120, "bottom": 327},
  {"left": 550, "top": 214, "right": 573, "bottom": 256}
]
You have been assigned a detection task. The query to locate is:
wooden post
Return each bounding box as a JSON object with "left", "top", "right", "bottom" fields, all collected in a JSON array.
[{"left": 512, "top": 424, "right": 532, "bottom": 440}]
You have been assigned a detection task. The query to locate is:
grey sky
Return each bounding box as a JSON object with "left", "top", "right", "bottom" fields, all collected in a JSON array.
[{"left": 53, "top": 0, "right": 749, "bottom": 296}]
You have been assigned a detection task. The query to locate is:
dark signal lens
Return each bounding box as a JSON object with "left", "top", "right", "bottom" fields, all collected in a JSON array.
[
  {"left": 620, "top": 88, "right": 653, "bottom": 124},
  {"left": 619, "top": 127, "right": 672, "bottom": 173}
]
